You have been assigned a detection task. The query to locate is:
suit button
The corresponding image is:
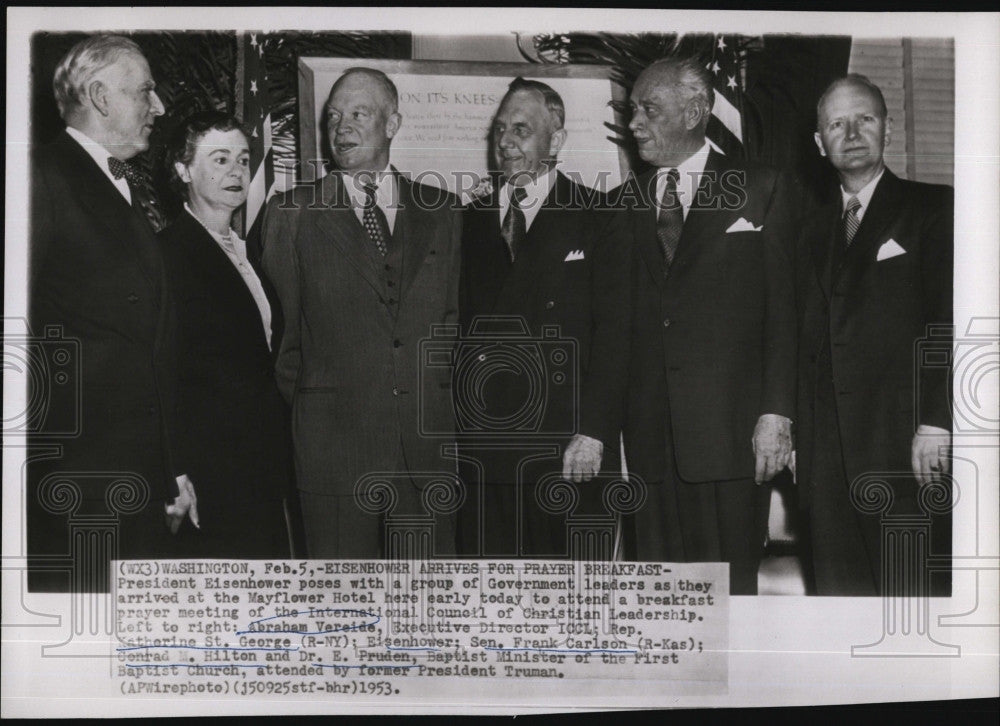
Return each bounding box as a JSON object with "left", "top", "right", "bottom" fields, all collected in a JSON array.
[
  {"left": 127, "top": 293, "right": 139, "bottom": 304},
  {"left": 545, "top": 301, "right": 555, "bottom": 309},
  {"left": 147, "top": 405, "right": 157, "bottom": 415},
  {"left": 394, "top": 339, "right": 402, "bottom": 348},
  {"left": 387, "top": 298, "right": 397, "bottom": 305},
  {"left": 384, "top": 264, "right": 392, "bottom": 271},
  {"left": 663, "top": 318, "right": 672, "bottom": 327},
  {"left": 387, "top": 280, "right": 395, "bottom": 287}
]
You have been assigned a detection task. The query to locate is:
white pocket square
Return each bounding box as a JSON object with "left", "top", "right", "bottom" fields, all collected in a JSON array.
[
  {"left": 877, "top": 239, "right": 907, "bottom": 261},
  {"left": 564, "top": 250, "right": 585, "bottom": 261},
  {"left": 726, "top": 217, "right": 763, "bottom": 233}
]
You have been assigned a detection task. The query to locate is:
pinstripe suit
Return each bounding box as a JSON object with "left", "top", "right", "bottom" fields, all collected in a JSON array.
[{"left": 261, "top": 170, "right": 462, "bottom": 557}]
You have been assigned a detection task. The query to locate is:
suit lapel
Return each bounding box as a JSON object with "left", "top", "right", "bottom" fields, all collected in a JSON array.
[
  {"left": 675, "top": 149, "right": 735, "bottom": 261},
  {"left": 56, "top": 131, "right": 162, "bottom": 294},
  {"left": 628, "top": 169, "right": 666, "bottom": 289},
  {"left": 811, "top": 202, "right": 841, "bottom": 301},
  {"left": 493, "top": 172, "right": 566, "bottom": 313},
  {"left": 306, "top": 172, "right": 383, "bottom": 294},
  {"left": 178, "top": 212, "right": 267, "bottom": 341},
  {"left": 396, "top": 173, "right": 435, "bottom": 302},
  {"left": 839, "top": 169, "right": 903, "bottom": 272}
]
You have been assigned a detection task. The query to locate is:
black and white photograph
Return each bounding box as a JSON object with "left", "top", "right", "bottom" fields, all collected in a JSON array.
[{"left": 3, "top": 6, "right": 997, "bottom": 717}]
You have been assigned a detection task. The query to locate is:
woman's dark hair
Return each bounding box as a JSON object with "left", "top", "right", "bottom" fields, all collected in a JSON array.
[{"left": 166, "top": 110, "right": 249, "bottom": 200}]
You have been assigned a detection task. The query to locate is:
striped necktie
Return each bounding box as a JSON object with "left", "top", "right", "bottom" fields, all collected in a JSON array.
[
  {"left": 656, "top": 168, "right": 683, "bottom": 274},
  {"left": 501, "top": 186, "right": 528, "bottom": 263},
  {"left": 843, "top": 195, "right": 862, "bottom": 247}
]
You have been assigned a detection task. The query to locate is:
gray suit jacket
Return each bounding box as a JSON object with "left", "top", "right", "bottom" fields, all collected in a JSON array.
[{"left": 261, "top": 170, "right": 462, "bottom": 498}]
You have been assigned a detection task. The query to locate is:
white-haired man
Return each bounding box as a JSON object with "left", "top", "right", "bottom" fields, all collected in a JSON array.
[
  {"left": 620, "top": 57, "right": 798, "bottom": 595},
  {"left": 29, "top": 34, "right": 191, "bottom": 588}
]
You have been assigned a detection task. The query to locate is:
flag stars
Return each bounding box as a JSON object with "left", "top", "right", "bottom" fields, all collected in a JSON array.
[
  {"left": 717, "top": 36, "right": 727, "bottom": 51},
  {"left": 250, "top": 79, "right": 258, "bottom": 96},
  {"left": 711, "top": 60, "right": 721, "bottom": 75},
  {"left": 727, "top": 75, "right": 737, "bottom": 90},
  {"left": 250, "top": 33, "right": 258, "bottom": 48}
]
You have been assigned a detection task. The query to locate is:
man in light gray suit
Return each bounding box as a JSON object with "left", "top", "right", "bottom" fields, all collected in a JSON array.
[{"left": 262, "top": 68, "right": 462, "bottom": 557}]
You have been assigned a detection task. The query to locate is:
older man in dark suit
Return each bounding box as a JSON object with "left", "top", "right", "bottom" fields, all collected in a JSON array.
[
  {"left": 28, "top": 35, "right": 191, "bottom": 587},
  {"left": 621, "top": 58, "right": 798, "bottom": 595},
  {"left": 797, "top": 75, "right": 953, "bottom": 596},
  {"left": 456, "top": 77, "right": 631, "bottom": 557},
  {"left": 262, "top": 68, "right": 462, "bottom": 558}
]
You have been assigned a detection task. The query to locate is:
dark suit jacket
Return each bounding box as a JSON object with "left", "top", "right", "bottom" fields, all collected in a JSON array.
[
  {"left": 459, "top": 171, "right": 631, "bottom": 455},
  {"left": 796, "top": 169, "right": 953, "bottom": 495},
  {"left": 261, "top": 170, "right": 462, "bottom": 498},
  {"left": 622, "top": 150, "right": 798, "bottom": 484},
  {"left": 28, "top": 130, "right": 178, "bottom": 565},
  {"left": 29, "top": 131, "right": 178, "bottom": 499},
  {"left": 157, "top": 211, "right": 292, "bottom": 552}
]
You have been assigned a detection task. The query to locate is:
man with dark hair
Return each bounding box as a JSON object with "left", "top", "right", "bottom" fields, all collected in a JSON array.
[
  {"left": 456, "top": 77, "right": 631, "bottom": 557},
  {"left": 262, "top": 67, "right": 462, "bottom": 558},
  {"left": 620, "top": 58, "right": 798, "bottom": 595},
  {"left": 29, "top": 34, "right": 187, "bottom": 586},
  {"left": 797, "top": 74, "right": 953, "bottom": 596}
]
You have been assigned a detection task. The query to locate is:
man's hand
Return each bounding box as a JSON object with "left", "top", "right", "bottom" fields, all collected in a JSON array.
[
  {"left": 164, "top": 474, "right": 200, "bottom": 534},
  {"left": 912, "top": 424, "right": 951, "bottom": 487},
  {"left": 752, "top": 414, "right": 793, "bottom": 484},
  {"left": 563, "top": 434, "right": 604, "bottom": 483}
]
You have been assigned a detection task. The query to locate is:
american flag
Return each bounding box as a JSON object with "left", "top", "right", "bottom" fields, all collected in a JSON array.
[
  {"left": 239, "top": 31, "right": 275, "bottom": 240},
  {"left": 705, "top": 34, "right": 744, "bottom": 158}
]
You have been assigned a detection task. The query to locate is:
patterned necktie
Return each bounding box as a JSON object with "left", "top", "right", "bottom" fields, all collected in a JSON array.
[
  {"left": 501, "top": 186, "right": 528, "bottom": 263},
  {"left": 843, "top": 195, "right": 862, "bottom": 247},
  {"left": 108, "top": 156, "right": 163, "bottom": 232},
  {"left": 362, "top": 182, "right": 391, "bottom": 257},
  {"left": 656, "top": 168, "right": 684, "bottom": 274}
]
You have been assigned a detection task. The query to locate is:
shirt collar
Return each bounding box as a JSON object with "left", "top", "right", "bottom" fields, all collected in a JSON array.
[
  {"left": 343, "top": 163, "right": 396, "bottom": 209},
  {"left": 655, "top": 140, "right": 711, "bottom": 215},
  {"left": 500, "top": 167, "right": 558, "bottom": 213},
  {"left": 65, "top": 126, "right": 130, "bottom": 192},
  {"left": 840, "top": 167, "right": 885, "bottom": 218}
]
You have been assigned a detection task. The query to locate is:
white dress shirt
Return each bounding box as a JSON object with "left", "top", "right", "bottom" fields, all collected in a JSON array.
[
  {"left": 184, "top": 205, "right": 273, "bottom": 350},
  {"left": 839, "top": 167, "right": 885, "bottom": 222},
  {"left": 65, "top": 126, "right": 131, "bottom": 204},
  {"left": 342, "top": 164, "right": 399, "bottom": 235},
  {"left": 654, "top": 141, "right": 711, "bottom": 221},
  {"left": 498, "top": 167, "right": 559, "bottom": 232}
]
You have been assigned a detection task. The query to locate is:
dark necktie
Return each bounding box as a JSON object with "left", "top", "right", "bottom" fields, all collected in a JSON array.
[
  {"left": 842, "top": 195, "right": 862, "bottom": 247},
  {"left": 362, "top": 182, "right": 391, "bottom": 257},
  {"left": 656, "top": 168, "right": 684, "bottom": 274},
  {"left": 108, "top": 156, "right": 163, "bottom": 232},
  {"left": 501, "top": 185, "right": 527, "bottom": 263}
]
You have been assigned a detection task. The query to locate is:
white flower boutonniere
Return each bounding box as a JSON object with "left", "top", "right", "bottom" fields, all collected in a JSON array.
[{"left": 464, "top": 177, "right": 494, "bottom": 205}]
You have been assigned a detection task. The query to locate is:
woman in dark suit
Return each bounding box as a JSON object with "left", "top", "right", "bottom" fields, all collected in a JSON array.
[{"left": 158, "top": 111, "right": 292, "bottom": 557}]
